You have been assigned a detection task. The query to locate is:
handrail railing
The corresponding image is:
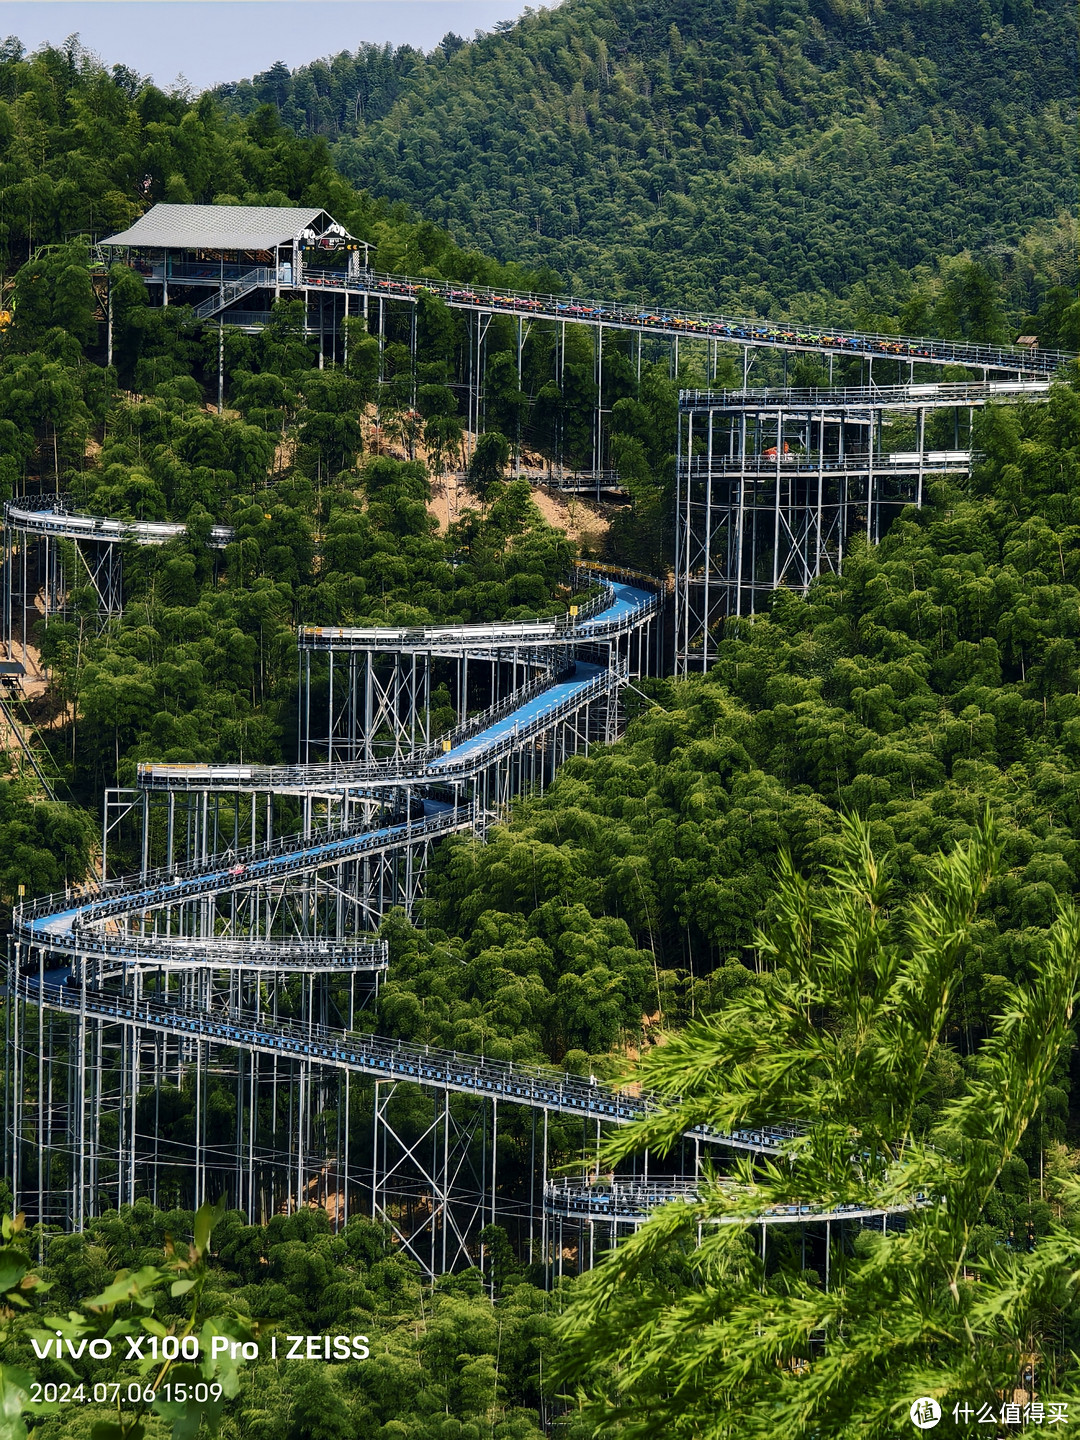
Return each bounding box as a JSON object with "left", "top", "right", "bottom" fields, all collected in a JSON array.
[
  {"left": 270, "top": 268, "right": 1072, "bottom": 375},
  {"left": 138, "top": 660, "right": 625, "bottom": 792},
  {"left": 3, "top": 499, "right": 233, "bottom": 547},
  {"left": 298, "top": 566, "right": 616, "bottom": 650},
  {"left": 16, "top": 971, "right": 800, "bottom": 1149},
  {"left": 679, "top": 380, "right": 1054, "bottom": 410},
  {"left": 296, "top": 575, "right": 657, "bottom": 652},
  {"left": 682, "top": 450, "right": 977, "bottom": 475},
  {"left": 143, "top": 255, "right": 1071, "bottom": 373},
  {"left": 576, "top": 562, "right": 665, "bottom": 594},
  {"left": 299, "top": 623, "right": 572, "bottom": 650},
  {"left": 17, "top": 931, "right": 389, "bottom": 970},
  {"left": 543, "top": 1176, "right": 918, "bottom": 1222},
  {"left": 152, "top": 261, "right": 271, "bottom": 284},
  {"left": 4, "top": 494, "right": 71, "bottom": 514},
  {"left": 543, "top": 470, "right": 626, "bottom": 491},
  {"left": 191, "top": 268, "right": 277, "bottom": 322},
  {"left": 15, "top": 804, "right": 472, "bottom": 931}
]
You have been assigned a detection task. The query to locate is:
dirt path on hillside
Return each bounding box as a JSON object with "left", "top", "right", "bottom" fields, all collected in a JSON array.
[
  {"left": 425, "top": 466, "right": 613, "bottom": 552},
  {"left": 528, "top": 486, "right": 611, "bottom": 551}
]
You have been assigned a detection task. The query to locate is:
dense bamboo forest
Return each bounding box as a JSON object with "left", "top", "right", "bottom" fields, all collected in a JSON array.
[
  {"left": 217, "top": 0, "right": 1077, "bottom": 325},
  {"left": 0, "top": 1, "right": 1075, "bottom": 1435}
]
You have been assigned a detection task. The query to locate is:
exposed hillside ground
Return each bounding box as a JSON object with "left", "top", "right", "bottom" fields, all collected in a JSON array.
[{"left": 217, "top": 0, "right": 1078, "bottom": 327}]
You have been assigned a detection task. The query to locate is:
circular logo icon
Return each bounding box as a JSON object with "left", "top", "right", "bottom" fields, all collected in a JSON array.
[{"left": 909, "top": 1398, "right": 942, "bottom": 1430}]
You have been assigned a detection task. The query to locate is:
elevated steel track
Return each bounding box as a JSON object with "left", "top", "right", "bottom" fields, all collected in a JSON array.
[
  {"left": 8, "top": 566, "right": 679, "bottom": 1269},
  {"left": 247, "top": 266, "right": 1070, "bottom": 379}
]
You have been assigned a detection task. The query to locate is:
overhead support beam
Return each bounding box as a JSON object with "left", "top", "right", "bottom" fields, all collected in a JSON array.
[{"left": 674, "top": 381, "right": 1052, "bottom": 674}]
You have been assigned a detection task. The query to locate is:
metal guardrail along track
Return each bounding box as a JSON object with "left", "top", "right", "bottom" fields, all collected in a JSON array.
[
  {"left": 15, "top": 577, "right": 669, "bottom": 1132},
  {"left": 544, "top": 1177, "right": 918, "bottom": 1225},
  {"left": 226, "top": 265, "right": 1070, "bottom": 377},
  {"left": 110, "top": 244, "right": 1073, "bottom": 373},
  {"left": 11, "top": 538, "right": 910, "bottom": 1235},
  {"left": 3, "top": 497, "right": 233, "bottom": 547},
  {"left": 17, "top": 974, "right": 793, "bottom": 1150}
]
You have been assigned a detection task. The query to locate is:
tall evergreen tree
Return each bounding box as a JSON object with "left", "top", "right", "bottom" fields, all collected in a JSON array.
[{"left": 556, "top": 817, "right": 1080, "bottom": 1437}]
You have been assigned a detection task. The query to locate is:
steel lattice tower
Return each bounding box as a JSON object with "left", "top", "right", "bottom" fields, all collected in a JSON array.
[{"left": 674, "top": 379, "right": 1047, "bottom": 673}]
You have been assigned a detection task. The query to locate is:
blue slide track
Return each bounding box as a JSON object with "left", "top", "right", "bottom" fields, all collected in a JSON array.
[
  {"left": 26, "top": 801, "right": 467, "bottom": 943},
  {"left": 12, "top": 565, "right": 910, "bottom": 1231},
  {"left": 429, "top": 662, "right": 604, "bottom": 769},
  {"left": 15, "top": 575, "right": 736, "bottom": 1146},
  {"left": 139, "top": 577, "right": 658, "bottom": 794}
]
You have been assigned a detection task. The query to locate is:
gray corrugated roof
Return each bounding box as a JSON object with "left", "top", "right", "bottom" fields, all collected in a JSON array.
[{"left": 101, "top": 203, "right": 329, "bottom": 251}]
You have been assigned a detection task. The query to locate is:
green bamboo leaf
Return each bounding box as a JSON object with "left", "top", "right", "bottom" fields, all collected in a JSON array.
[
  {"left": 0, "top": 1365, "right": 32, "bottom": 1440},
  {"left": 192, "top": 1198, "right": 225, "bottom": 1258}
]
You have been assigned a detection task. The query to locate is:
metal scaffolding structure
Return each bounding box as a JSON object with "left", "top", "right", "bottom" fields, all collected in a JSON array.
[
  {"left": 10, "top": 207, "right": 1062, "bottom": 1268},
  {"left": 2, "top": 497, "right": 232, "bottom": 650},
  {"left": 97, "top": 203, "right": 1072, "bottom": 487},
  {"left": 544, "top": 1175, "right": 915, "bottom": 1287},
  {"left": 6, "top": 561, "right": 690, "bottom": 1276},
  {"left": 675, "top": 379, "right": 1053, "bottom": 673}
]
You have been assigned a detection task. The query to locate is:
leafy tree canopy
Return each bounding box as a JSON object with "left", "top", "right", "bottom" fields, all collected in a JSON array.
[
  {"left": 217, "top": 0, "right": 1077, "bottom": 333},
  {"left": 556, "top": 818, "right": 1080, "bottom": 1436}
]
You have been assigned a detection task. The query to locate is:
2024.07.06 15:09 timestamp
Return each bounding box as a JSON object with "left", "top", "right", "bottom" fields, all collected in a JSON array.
[{"left": 30, "top": 1381, "right": 223, "bottom": 1405}]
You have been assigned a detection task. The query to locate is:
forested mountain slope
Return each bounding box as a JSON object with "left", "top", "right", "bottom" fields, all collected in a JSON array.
[
  {"left": 0, "top": 30, "right": 1077, "bottom": 1434},
  {"left": 406, "top": 384, "right": 1080, "bottom": 1089},
  {"left": 0, "top": 50, "right": 599, "bottom": 1433},
  {"left": 0, "top": 41, "right": 578, "bottom": 884},
  {"left": 0, "top": 35, "right": 546, "bottom": 290},
  {"left": 218, "top": 0, "right": 1078, "bottom": 324}
]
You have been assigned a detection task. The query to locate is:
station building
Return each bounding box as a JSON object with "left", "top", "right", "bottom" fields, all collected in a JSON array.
[{"left": 100, "top": 202, "right": 370, "bottom": 355}]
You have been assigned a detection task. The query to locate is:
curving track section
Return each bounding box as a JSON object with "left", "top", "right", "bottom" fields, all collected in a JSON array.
[
  {"left": 14, "top": 577, "right": 654, "bottom": 1002},
  {"left": 138, "top": 660, "right": 621, "bottom": 794},
  {"left": 137, "top": 572, "right": 658, "bottom": 796},
  {"left": 20, "top": 802, "right": 471, "bottom": 944},
  {"left": 3, "top": 498, "right": 233, "bottom": 548},
  {"left": 8, "top": 268, "right": 1047, "bottom": 1253},
  {"left": 8, "top": 553, "right": 905, "bottom": 1261},
  {"left": 12, "top": 568, "right": 768, "bottom": 1259},
  {"left": 2, "top": 496, "right": 234, "bottom": 644}
]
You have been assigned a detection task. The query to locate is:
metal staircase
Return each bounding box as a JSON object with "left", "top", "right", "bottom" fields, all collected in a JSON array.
[{"left": 190, "top": 267, "right": 275, "bottom": 322}]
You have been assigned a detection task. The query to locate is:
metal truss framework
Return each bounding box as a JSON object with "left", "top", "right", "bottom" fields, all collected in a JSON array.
[
  {"left": 103, "top": 227, "right": 1070, "bottom": 484},
  {"left": 544, "top": 1176, "right": 911, "bottom": 1288},
  {"left": 2, "top": 498, "right": 233, "bottom": 648},
  {"left": 115, "top": 250, "right": 1069, "bottom": 379},
  {"left": 675, "top": 380, "right": 1053, "bottom": 673},
  {"left": 6, "top": 567, "right": 681, "bottom": 1277},
  {"left": 2, "top": 367, "right": 1041, "bottom": 1268},
  {"left": 1, "top": 244, "right": 1030, "bottom": 1269}
]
